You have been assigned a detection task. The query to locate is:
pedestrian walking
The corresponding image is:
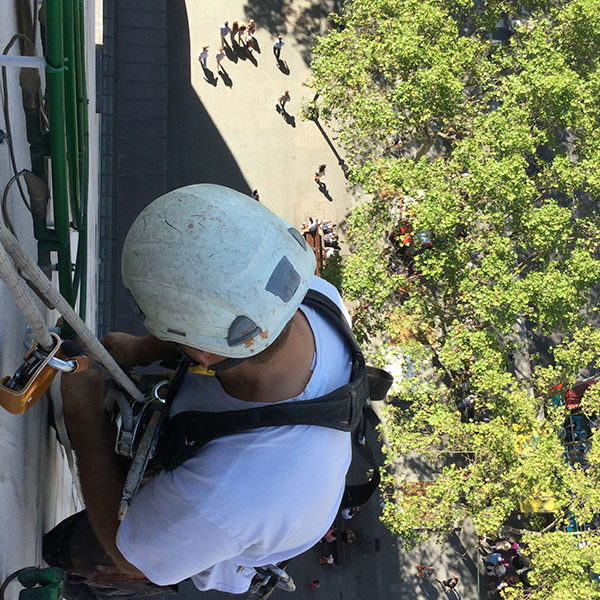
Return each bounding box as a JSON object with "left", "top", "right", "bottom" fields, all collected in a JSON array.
[
  {"left": 219, "top": 21, "right": 230, "bottom": 46},
  {"left": 199, "top": 45, "right": 209, "bottom": 69},
  {"left": 436, "top": 574, "right": 459, "bottom": 593},
  {"left": 314, "top": 164, "right": 326, "bottom": 183},
  {"left": 309, "top": 579, "right": 321, "bottom": 590},
  {"left": 321, "top": 526, "right": 336, "bottom": 543},
  {"left": 230, "top": 21, "right": 239, "bottom": 44},
  {"left": 251, "top": 189, "right": 260, "bottom": 202},
  {"left": 245, "top": 33, "right": 254, "bottom": 54},
  {"left": 273, "top": 36, "right": 284, "bottom": 59},
  {"left": 238, "top": 24, "right": 246, "bottom": 44},
  {"left": 341, "top": 530, "right": 357, "bottom": 544},
  {"left": 416, "top": 565, "right": 435, "bottom": 578},
  {"left": 247, "top": 19, "right": 256, "bottom": 36},
  {"left": 215, "top": 47, "right": 225, "bottom": 71},
  {"left": 278, "top": 90, "right": 290, "bottom": 111}
]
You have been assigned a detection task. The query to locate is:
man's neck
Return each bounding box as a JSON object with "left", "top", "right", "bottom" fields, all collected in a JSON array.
[{"left": 216, "top": 310, "right": 315, "bottom": 403}]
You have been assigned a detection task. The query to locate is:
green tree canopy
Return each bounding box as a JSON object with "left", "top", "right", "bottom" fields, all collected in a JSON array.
[{"left": 309, "top": 0, "right": 600, "bottom": 596}]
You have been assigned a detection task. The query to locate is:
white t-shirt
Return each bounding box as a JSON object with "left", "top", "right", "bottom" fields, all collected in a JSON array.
[{"left": 116, "top": 277, "right": 353, "bottom": 593}]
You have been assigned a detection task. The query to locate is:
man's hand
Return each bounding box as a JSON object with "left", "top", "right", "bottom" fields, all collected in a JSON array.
[
  {"left": 101, "top": 332, "right": 148, "bottom": 366},
  {"left": 101, "top": 332, "right": 179, "bottom": 366}
]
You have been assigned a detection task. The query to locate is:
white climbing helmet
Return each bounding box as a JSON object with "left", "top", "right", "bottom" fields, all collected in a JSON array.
[{"left": 122, "top": 184, "right": 316, "bottom": 358}]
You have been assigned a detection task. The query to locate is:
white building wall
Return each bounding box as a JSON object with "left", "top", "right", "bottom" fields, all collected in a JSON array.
[{"left": 0, "top": 1, "right": 99, "bottom": 595}]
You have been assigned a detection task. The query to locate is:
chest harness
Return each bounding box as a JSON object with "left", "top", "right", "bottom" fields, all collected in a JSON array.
[
  {"left": 111, "top": 289, "right": 392, "bottom": 599},
  {"left": 155, "top": 289, "right": 393, "bottom": 508}
]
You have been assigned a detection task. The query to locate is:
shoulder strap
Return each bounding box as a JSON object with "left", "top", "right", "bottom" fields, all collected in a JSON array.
[{"left": 157, "top": 290, "right": 383, "bottom": 508}]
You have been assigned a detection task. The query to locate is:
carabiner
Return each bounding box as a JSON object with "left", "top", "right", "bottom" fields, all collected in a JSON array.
[{"left": 0, "top": 332, "right": 89, "bottom": 414}]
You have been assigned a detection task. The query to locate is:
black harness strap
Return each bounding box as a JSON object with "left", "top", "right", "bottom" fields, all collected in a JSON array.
[{"left": 157, "top": 290, "right": 388, "bottom": 508}]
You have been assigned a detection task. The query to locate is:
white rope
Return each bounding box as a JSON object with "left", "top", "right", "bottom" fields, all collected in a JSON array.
[
  {"left": 0, "top": 236, "right": 53, "bottom": 348},
  {"left": 0, "top": 225, "right": 145, "bottom": 402},
  {"left": 49, "top": 374, "right": 84, "bottom": 505}
]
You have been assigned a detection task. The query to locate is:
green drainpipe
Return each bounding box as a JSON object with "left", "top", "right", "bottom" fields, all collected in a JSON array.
[
  {"left": 74, "top": 0, "right": 88, "bottom": 319},
  {"left": 62, "top": 0, "right": 82, "bottom": 231},
  {"left": 45, "top": 0, "right": 74, "bottom": 307}
]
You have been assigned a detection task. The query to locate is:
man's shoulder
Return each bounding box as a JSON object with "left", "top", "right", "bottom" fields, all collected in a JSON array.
[
  {"left": 308, "top": 276, "right": 341, "bottom": 301},
  {"left": 306, "top": 277, "right": 351, "bottom": 325}
]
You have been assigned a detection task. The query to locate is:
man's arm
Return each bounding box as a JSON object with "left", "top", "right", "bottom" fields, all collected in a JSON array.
[
  {"left": 101, "top": 332, "right": 180, "bottom": 366},
  {"left": 61, "top": 369, "right": 144, "bottom": 576}
]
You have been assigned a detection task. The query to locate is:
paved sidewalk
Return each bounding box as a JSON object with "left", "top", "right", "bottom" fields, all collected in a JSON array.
[{"left": 167, "top": 0, "right": 361, "bottom": 238}]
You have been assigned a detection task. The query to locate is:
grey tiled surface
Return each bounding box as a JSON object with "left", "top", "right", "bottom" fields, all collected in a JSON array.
[{"left": 98, "top": 0, "right": 168, "bottom": 337}]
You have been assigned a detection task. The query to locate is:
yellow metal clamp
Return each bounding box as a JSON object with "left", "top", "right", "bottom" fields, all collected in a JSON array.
[{"left": 0, "top": 332, "right": 89, "bottom": 414}]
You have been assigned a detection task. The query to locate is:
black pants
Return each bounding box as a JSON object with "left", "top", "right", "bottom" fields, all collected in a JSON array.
[{"left": 43, "top": 511, "right": 177, "bottom": 599}]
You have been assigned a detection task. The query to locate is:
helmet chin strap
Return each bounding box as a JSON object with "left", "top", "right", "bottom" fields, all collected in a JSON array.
[
  {"left": 209, "top": 357, "right": 248, "bottom": 371},
  {"left": 175, "top": 343, "right": 248, "bottom": 373}
]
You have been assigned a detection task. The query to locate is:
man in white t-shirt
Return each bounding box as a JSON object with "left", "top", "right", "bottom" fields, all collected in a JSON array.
[
  {"left": 43, "top": 184, "right": 353, "bottom": 596},
  {"left": 219, "top": 21, "right": 231, "bottom": 47},
  {"left": 273, "top": 36, "right": 285, "bottom": 59}
]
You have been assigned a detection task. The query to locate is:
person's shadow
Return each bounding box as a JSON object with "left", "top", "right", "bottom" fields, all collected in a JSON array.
[
  {"left": 202, "top": 66, "right": 218, "bottom": 86},
  {"left": 218, "top": 67, "right": 233, "bottom": 88},
  {"left": 283, "top": 111, "right": 296, "bottom": 128},
  {"left": 438, "top": 585, "right": 460, "bottom": 600},
  {"left": 234, "top": 41, "right": 247, "bottom": 61},
  {"left": 318, "top": 181, "right": 332, "bottom": 201},
  {"left": 276, "top": 105, "right": 296, "bottom": 128},
  {"left": 247, "top": 51, "right": 258, "bottom": 67},
  {"left": 277, "top": 59, "right": 290, "bottom": 75},
  {"left": 419, "top": 579, "right": 440, "bottom": 600},
  {"left": 252, "top": 37, "right": 261, "bottom": 53},
  {"left": 224, "top": 44, "right": 238, "bottom": 63}
]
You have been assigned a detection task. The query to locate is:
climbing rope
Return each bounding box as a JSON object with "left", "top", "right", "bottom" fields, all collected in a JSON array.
[
  {"left": 0, "top": 221, "right": 144, "bottom": 402},
  {"left": 0, "top": 239, "right": 53, "bottom": 349}
]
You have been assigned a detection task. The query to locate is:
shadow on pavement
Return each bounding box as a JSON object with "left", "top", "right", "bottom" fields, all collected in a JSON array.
[
  {"left": 281, "top": 110, "right": 296, "bottom": 128},
  {"left": 224, "top": 44, "right": 238, "bottom": 63},
  {"left": 167, "top": 0, "right": 250, "bottom": 194},
  {"left": 277, "top": 58, "right": 290, "bottom": 75},
  {"left": 233, "top": 41, "right": 247, "bottom": 61},
  {"left": 447, "top": 532, "right": 484, "bottom": 589},
  {"left": 420, "top": 579, "right": 442, "bottom": 599},
  {"left": 312, "top": 118, "right": 350, "bottom": 179},
  {"left": 202, "top": 66, "right": 218, "bottom": 86},
  {"left": 291, "top": 2, "right": 332, "bottom": 64},
  {"left": 400, "top": 453, "right": 445, "bottom": 481},
  {"left": 318, "top": 181, "right": 333, "bottom": 201},
  {"left": 111, "top": 0, "right": 251, "bottom": 334},
  {"left": 243, "top": 0, "right": 334, "bottom": 64},
  {"left": 243, "top": 0, "right": 290, "bottom": 38},
  {"left": 218, "top": 68, "right": 233, "bottom": 88}
]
